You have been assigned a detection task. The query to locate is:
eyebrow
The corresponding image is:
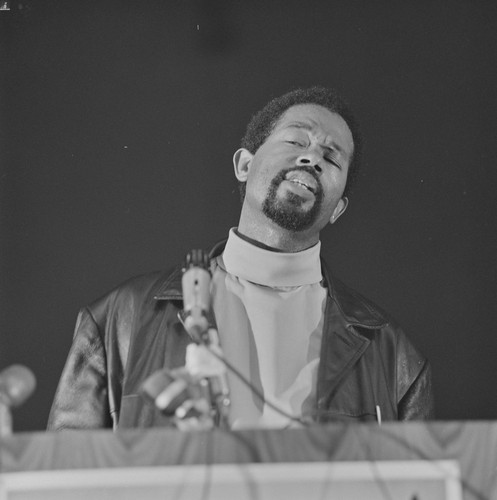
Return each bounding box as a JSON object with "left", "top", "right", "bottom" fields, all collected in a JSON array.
[{"left": 285, "top": 121, "right": 345, "bottom": 154}]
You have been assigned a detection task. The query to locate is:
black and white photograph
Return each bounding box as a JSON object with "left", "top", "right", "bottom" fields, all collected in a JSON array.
[{"left": 1, "top": 1, "right": 496, "bottom": 498}]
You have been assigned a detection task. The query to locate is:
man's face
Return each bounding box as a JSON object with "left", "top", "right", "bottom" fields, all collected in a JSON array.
[{"left": 236, "top": 104, "right": 354, "bottom": 236}]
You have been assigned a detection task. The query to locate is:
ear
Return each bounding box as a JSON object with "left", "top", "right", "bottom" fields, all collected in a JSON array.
[
  {"left": 330, "top": 197, "right": 348, "bottom": 224},
  {"left": 233, "top": 148, "right": 253, "bottom": 182}
]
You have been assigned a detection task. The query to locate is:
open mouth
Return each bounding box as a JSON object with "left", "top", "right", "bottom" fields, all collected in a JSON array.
[
  {"left": 288, "top": 178, "right": 316, "bottom": 193},
  {"left": 285, "top": 171, "right": 318, "bottom": 194}
]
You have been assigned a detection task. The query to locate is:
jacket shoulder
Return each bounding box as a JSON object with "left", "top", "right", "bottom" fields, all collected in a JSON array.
[
  {"left": 85, "top": 270, "right": 174, "bottom": 324},
  {"left": 327, "top": 273, "right": 391, "bottom": 329}
]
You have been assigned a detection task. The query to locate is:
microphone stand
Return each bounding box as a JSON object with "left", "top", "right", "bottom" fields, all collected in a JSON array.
[
  {"left": 0, "top": 396, "right": 13, "bottom": 437},
  {"left": 182, "top": 327, "right": 231, "bottom": 429}
]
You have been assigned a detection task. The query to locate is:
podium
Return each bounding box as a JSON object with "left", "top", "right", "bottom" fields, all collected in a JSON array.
[{"left": 1, "top": 422, "right": 496, "bottom": 499}]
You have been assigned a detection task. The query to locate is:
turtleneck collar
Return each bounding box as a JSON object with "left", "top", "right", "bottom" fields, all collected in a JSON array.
[{"left": 221, "top": 228, "right": 322, "bottom": 287}]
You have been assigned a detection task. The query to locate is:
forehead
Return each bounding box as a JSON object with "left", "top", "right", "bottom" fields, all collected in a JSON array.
[{"left": 272, "top": 104, "right": 354, "bottom": 156}]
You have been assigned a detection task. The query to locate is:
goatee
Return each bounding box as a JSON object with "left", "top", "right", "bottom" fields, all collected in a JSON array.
[{"left": 262, "top": 166, "right": 323, "bottom": 232}]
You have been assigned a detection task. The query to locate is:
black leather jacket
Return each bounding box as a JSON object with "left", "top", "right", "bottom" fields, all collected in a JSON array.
[{"left": 48, "top": 242, "right": 434, "bottom": 430}]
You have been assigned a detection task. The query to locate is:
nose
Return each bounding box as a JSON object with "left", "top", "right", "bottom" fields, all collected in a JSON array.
[{"left": 296, "top": 151, "right": 323, "bottom": 174}]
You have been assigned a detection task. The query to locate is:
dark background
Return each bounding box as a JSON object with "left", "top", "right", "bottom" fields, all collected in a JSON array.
[{"left": 1, "top": 0, "right": 496, "bottom": 431}]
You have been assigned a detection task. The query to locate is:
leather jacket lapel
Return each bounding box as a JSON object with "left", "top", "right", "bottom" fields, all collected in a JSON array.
[{"left": 315, "top": 297, "right": 371, "bottom": 413}]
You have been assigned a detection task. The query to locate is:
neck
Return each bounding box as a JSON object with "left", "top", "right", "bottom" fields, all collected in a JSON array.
[{"left": 237, "top": 206, "right": 319, "bottom": 253}]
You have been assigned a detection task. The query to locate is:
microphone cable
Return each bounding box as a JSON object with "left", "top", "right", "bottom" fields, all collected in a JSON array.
[{"left": 203, "top": 342, "right": 311, "bottom": 428}]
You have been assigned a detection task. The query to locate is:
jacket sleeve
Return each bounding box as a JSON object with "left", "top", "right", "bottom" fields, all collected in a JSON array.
[
  {"left": 398, "top": 359, "right": 435, "bottom": 420},
  {"left": 47, "top": 308, "right": 113, "bottom": 430}
]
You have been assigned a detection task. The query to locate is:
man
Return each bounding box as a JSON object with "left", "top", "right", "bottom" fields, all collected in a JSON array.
[{"left": 48, "top": 87, "right": 434, "bottom": 430}]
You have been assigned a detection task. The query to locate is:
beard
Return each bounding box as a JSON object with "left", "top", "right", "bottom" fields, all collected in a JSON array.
[{"left": 262, "top": 166, "right": 323, "bottom": 232}]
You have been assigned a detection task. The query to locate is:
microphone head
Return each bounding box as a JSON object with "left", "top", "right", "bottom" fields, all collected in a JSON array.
[
  {"left": 0, "top": 364, "right": 37, "bottom": 408},
  {"left": 139, "top": 368, "right": 191, "bottom": 416},
  {"left": 183, "top": 249, "right": 210, "bottom": 271}
]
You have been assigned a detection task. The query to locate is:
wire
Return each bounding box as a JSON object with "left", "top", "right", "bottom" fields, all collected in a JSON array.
[{"left": 205, "top": 344, "right": 311, "bottom": 427}]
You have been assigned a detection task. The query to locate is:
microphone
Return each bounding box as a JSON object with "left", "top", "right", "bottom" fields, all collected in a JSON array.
[
  {"left": 140, "top": 249, "right": 230, "bottom": 428},
  {"left": 181, "top": 249, "right": 211, "bottom": 343},
  {"left": 140, "top": 368, "right": 190, "bottom": 415},
  {"left": 0, "top": 364, "right": 36, "bottom": 436},
  {"left": 139, "top": 367, "right": 212, "bottom": 429},
  {"left": 181, "top": 249, "right": 230, "bottom": 425}
]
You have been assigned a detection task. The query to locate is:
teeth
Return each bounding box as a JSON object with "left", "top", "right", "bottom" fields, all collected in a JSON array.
[
  {"left": 290, "top": 179, "right": 311, "bottom": 191},
  {"left": 285, "top": 171, "right": 317, "bottom": 193}
]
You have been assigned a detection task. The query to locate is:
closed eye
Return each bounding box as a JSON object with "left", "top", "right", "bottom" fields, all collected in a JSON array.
[
  {"left": 324, "top": 155, "right": 343, "bottom": 169},
  {"left": 323, "top": 148, "right": 343, "bottom": 169}
]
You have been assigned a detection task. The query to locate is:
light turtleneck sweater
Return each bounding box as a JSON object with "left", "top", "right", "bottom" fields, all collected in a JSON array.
[{"left": 211, "top": 228, "right": 327, "bottom": 428}]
